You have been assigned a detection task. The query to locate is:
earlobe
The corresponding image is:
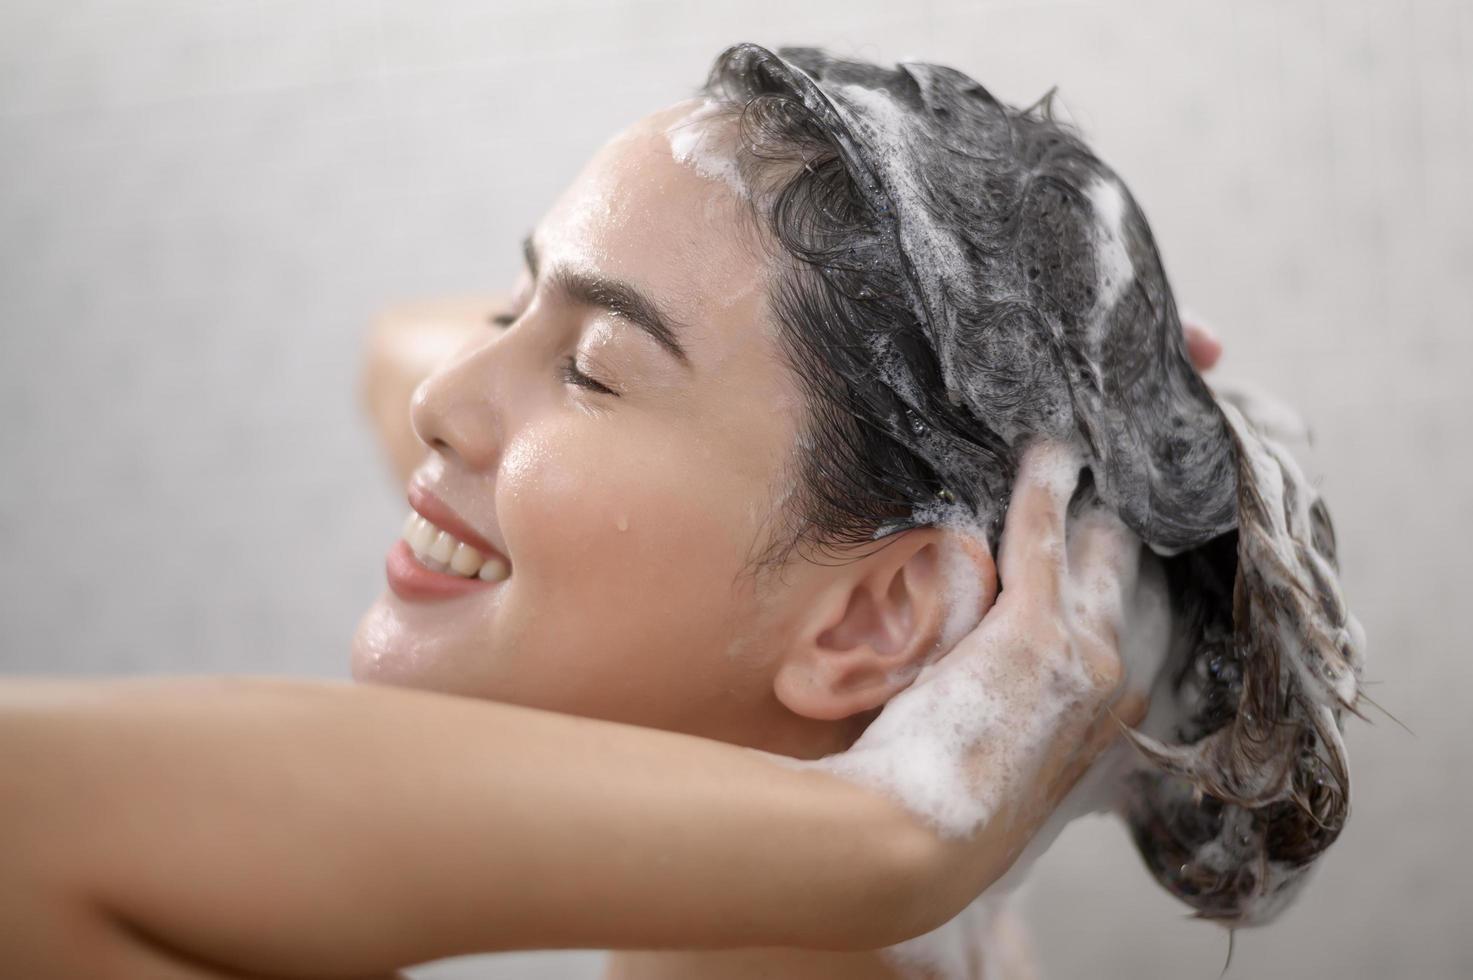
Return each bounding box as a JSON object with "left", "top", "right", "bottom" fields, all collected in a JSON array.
[{"left": 775, "top": 528, "right": 995, "bottom": 722}]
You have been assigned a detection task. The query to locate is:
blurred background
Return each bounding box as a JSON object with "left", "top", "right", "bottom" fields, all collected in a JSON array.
[{"left": 1, "top": 0, "right": 1467, "bottom": 977}]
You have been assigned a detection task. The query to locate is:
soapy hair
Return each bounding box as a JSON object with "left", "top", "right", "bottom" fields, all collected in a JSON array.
[{"left": 696, "top": 42, "right": 1365, "bottom": 926}]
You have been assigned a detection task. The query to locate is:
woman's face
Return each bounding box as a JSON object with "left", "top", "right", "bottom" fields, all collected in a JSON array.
[{"left": 353, "top": 101, "right": 834, "bottom": 749}]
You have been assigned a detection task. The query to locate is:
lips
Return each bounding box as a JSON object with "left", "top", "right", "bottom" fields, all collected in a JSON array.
[
  {"left": 385, "top": 486, "right": 511, "bottom": 601},
  {"left": 407, "top": 484, "right": 507, "bottom": 563}
]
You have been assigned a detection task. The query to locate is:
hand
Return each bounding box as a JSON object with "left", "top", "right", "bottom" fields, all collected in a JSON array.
[{"left": 820, "top": 441, "right": 1146, "bottom": 896}]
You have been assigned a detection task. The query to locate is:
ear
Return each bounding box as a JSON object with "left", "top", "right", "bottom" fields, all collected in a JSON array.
[{"left": 774, "top": 527, "right": 998, "bottom": 722}]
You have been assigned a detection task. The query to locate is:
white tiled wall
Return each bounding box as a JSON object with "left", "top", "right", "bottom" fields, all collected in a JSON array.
[{"left": 2, "top": 1, "right": 1468, "bottom": 977}]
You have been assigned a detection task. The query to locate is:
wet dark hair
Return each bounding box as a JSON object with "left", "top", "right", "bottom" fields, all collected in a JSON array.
[{"left": 694, "top": 42, "right": 1364, "bottom": 927}]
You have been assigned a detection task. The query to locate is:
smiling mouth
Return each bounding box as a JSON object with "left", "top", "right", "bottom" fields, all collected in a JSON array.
[{"left": 401, "top": 511, "right": 510, "bottom": 582}]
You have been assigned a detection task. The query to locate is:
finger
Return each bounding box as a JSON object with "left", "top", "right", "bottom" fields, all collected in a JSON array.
[
  {"left": 1065, "top": 506, "right": 1141, "bottom": 668},
  {"left": 1109, "top": 690, "right": 1148, "bottom": 730},
  {"left": 1048, "top": 704, "right": 1125, "bottom": 812},
  {"left": 997, "top": 440, "right": 1082, "bottom": 607},
  {"left": 1067, "top": 505, "right": 1140, "bottom": 604},
  {"left": 1182, "top": 318, "right": 1222, "bottom": 372},
  {"left": 1070, "top": 693, "right": 1144, "bottom": 778},
  {"left": 939, "top": 524, "right": 999, "bottom": 629}
]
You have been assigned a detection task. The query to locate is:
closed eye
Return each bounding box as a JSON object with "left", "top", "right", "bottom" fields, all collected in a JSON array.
[
  {"left": 487, "top": 308, "right": 617, "bottom": 396},
  {"left": 560, "top": 356, "right": 619, "bottom": 397}
]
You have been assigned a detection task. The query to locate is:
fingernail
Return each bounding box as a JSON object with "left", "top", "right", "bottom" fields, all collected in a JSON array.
[{"left": 1179, "top": 306, "right": 1217, "bottom": 341}]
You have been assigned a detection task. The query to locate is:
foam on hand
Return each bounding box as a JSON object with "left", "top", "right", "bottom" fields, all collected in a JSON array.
[
  {"left": 815, "top": 441, "right": 1164, "bottom": 842},
  {"left": 872, "top": 527, "right": 1172, "bottom": 980}
]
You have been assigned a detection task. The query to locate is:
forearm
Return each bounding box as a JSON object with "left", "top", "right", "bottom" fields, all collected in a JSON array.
[{"left": 0, "top": 677, "right": 958, "bottom": 978}]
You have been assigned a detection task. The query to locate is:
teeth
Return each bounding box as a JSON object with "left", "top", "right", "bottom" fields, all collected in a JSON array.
[
  {"left": 400, "top": 511, "right": 508, "bottom": 582},
  {"left": 428, "top": 530, "right": 455, "bottom": 564},
  {"left": 408, "top": 516, "right": 435, "bottom": 554},
  {"left": 449, "top": 542, "right": 483, "bottom": 576}
]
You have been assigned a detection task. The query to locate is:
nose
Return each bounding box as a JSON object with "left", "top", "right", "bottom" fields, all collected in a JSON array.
[{"left": 410, "top": 329, "right": 519, "bottom": 474}]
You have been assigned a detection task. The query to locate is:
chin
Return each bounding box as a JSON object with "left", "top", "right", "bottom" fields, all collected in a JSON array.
[
  {"left": 350, "top": 599, "right": 427, "bottom": 688},
  {"left": 352, "top": 597, "right": 510, "bottom": 703}
]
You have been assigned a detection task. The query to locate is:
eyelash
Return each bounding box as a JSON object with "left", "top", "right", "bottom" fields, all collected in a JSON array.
[
  {"left": 489, "top": 310, "right": 617, "bottom": 397},
  {"left": 559, "top": 356, "right": 617, "bottom": 396}
]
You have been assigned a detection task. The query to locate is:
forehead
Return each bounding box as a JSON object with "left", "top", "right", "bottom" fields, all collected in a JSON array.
[{"left": 535, "top": 100, "right": 778, "bottom": 365}]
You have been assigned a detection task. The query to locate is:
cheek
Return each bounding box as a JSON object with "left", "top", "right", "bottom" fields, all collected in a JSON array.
[
  {"left": 494, "top": 420, "right": 764, "bottom": 709},
  {"left": 504, "top": 420, "right": 755, "bottom": 609}
]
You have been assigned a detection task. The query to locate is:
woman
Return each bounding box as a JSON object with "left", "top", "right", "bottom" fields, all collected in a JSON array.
[
  {"left": 363, "top": 40, "right": 1362, "bottom": 946},
  {"left": 0, "top": 43, "right": 1361, "bottom": 979}
]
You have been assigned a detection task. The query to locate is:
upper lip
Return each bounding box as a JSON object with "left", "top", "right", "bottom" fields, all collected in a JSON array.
[{"left": 407, "top": 483, "right": 509, "bottom": 565}]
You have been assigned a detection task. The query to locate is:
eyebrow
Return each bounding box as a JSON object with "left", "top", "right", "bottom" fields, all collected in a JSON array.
[{"left": 521, "top": 232, "right": 691, "bottom": 367}]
